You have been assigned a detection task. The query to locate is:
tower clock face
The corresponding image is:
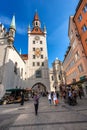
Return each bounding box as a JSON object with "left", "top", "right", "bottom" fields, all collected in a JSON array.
[
  {"left": 35, "top": 48, "right": 41, "bottom": 57},
  {"left": 35, "top": 36, "right": 40, "bottom": 40}
]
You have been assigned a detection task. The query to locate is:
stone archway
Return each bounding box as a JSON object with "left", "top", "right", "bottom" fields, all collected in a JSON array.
[{"left": 32, "top": 82, "right": 47, "bottom": 95}]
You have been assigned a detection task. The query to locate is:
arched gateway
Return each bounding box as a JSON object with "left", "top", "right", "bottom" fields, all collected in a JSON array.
[{"left": 32, "top": 82, "right": 47, "bottom": 94}]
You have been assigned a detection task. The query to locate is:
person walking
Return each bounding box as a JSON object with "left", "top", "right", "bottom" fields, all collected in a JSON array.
[
  {"left": 53, "top": 92, "right": 57, "bottom": 105},
  {"left": 33, "top": 92, "right": 39, "bottom": 115},
  {"left": 78, "top": 89, "right": 82, "bottom": 99},
  {"left": 48, "top": 92, "right": 52, "bottom": 105},
  {"left": 20, "top": 91, "right": 24, "bottom": 105}
]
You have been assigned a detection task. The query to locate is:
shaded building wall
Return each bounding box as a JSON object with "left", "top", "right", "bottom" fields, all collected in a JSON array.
[
  {"left": 63, "top": 16, "right": 87, "bottom": 85},
  {"left": 0, "top": 24, "right": 26, "bottom": 98}
]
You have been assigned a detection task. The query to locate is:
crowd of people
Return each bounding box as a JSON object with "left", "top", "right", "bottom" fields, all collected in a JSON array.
[
  {"left": 48, "top": 91, "right": 59, "bottom": 106},
  {"left": 19, "top": 85, "right": 84, "bottom": 116},
  {"left": 60, "top": 86, "right": 84, "bottom": 106}
]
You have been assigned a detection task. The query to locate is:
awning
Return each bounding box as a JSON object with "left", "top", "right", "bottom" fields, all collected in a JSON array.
[{"left": 67, "top": 78, "right": 87, "bottom": 86}]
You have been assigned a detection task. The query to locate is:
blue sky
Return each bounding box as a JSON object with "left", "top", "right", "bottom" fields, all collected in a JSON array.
[{"left": 0, "top": 0, "right": 79, "bottom": 68}]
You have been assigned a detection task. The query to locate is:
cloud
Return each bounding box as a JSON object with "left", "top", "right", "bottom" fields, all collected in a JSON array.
[{"left": 0, "top": 15, "right": 26, "bottom": 35}]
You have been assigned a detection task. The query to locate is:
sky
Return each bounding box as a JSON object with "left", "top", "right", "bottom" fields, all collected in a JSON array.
[{"left": 0, "top": 0, "right": 79, "bottom": 68}]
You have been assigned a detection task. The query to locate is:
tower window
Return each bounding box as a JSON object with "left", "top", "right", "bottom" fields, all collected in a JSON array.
[
  {"left": 40, "top": 41, "right": 42, "bottom": 44},
  {"left": 36, "top": 70, "right": 42, "bottom": 78},
  {"left": 37, "top": 62, "right": 40, "bottom": 66},
  {"left": 33, "top": 55, "right": 35, "bottom": 59},
  {"left": 36, "top": 22, "right": 38, "bottom": 26},
  {"left": 42, "top": 62, "right": 44, "bottom": 66},
  {"left": 33, "top": 48, "right": 35, "bottom": 51},
  {"left": 41, "top": 55, "right": 43, "bottom": 59},
  {"left": 33, "top": 41, "right": 35, "bottom": 44},
  {"left": 40, "top": 48, "right": 43, "bottom": 51},
  {"left": 33, "top": 62, "right": 35, "bottom": 66}
]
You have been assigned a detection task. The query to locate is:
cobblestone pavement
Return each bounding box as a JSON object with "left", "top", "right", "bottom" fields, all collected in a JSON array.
[{"left": 0, "top": 96, "right": 87, "bottom": 130}]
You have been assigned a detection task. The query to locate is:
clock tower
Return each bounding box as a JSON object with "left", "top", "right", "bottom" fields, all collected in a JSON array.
[{"left": 27, "top": 12, "right": 50, "bottom": 92}]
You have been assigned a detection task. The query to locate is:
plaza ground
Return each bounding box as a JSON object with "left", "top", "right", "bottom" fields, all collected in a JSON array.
[{"left": 0, "top": 96, "right": 87, "bottom": 130}]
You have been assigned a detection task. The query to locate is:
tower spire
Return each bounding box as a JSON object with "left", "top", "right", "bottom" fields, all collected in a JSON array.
[
  {"left": 33, "top": 11, "right": 41, "bottom": 28},
  {"left": 8, "top": 15, "right": 16, "bottom": 45},
  {"left": 10, "top": 15, "right": 16, "bottom": 30}
]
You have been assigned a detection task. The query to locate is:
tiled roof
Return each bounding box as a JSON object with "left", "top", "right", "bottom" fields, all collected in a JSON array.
[
  {"left": 34, "top": 12, "right": 39, "bottom": 21},
  {"left": 21, "top": 54, "right": 28, "bottom": 60},
  {"left": 30, "top": 27, "right": 44, "bottom": 35}
]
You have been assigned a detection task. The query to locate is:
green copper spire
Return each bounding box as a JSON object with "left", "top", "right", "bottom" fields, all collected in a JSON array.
[{"left": 10, "top": 15, "right": 16, "bottom": 30}]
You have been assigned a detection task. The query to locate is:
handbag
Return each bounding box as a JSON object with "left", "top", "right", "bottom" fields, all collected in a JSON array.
[{"left": 55, "top": 99, "right": 59, "bottom": 105}]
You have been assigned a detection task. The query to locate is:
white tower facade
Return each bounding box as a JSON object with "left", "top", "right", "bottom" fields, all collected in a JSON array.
[{"left": 27, "top": 12, "right": 50, "bottom": 92}]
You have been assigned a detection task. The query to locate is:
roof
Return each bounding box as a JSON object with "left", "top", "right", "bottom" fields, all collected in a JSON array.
[
  {"left": 10, "top": 15, "right": 16, "bottom": 30},
  {"left": 74, "top": 0, "right": 83, "bottom": 20},
  {"left": 33, "top": 12, "right": 39, "bottom": 21},
  {"left": 21, "top": 54, "right": 28, "bottom": 60},
  {"left": 76, "top": 0, "right": 83, "bottom": 12},
  {"left": 30, "top": 27, "right": 44, "bottom": 35}
]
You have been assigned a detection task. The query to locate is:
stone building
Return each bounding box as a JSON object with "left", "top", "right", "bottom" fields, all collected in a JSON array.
[
  {"left": 0, "top": 16, "right": 26, "bottom": 98},
  {"left": 49, "top": 58, "right": 65, "bottom": 92},
  {"left": 63, "top": 16, "right": 87, "bottom": 96},
  {"left": 0, "top": 12, "right": 50, "bottom": 98},
  {"left": 74, "top": 0, "right": 87, "bottom": 57},
  {"left": 26, "top": 12, "right": 50, "bottom": 93}
]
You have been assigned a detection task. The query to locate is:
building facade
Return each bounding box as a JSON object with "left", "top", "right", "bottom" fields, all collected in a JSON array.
[
  {"left": 27, "top": 12, "right": 50, "bottom": 92},
  {"left": 74, "top": 0, "right": 87, "bottom": 57},
  {"left": 63, "top": 16, "right": 87, "bottom": 96},
  {"left": 49, "top": 58, "right": 65, "bottom": 92},
  {"left": 0, "top": 16, "right": 26, "bottom": 98},
  {"left": 0, "top": 12, "right": 50, "bottom": 98}
]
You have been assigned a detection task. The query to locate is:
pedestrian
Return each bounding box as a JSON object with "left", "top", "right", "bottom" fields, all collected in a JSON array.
[
  {"left": 48, "top": 92, "right": 52, "bottom": 105},
  {"left": 33, "top": 92, "right": 39, "bottom": 115},
  {"left": 78, "top": 89, "right": 82, "bottom": 99},
  {"left": 53, "top": 92, "right": 57, "bottom": 105},
  {"left": 68, "top": 89, "right": 72, "bottom": 105},
  {"left": 20, "top": 91, "right": 24, "bottom": 105}
]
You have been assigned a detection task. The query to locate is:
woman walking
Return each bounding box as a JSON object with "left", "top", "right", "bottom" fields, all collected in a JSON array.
[
  {"left": 53, "top": 92, "right": 58, "bottom": 105},
  {"left": 33, "top": 93, "right": 39, "bottom": 115}
]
